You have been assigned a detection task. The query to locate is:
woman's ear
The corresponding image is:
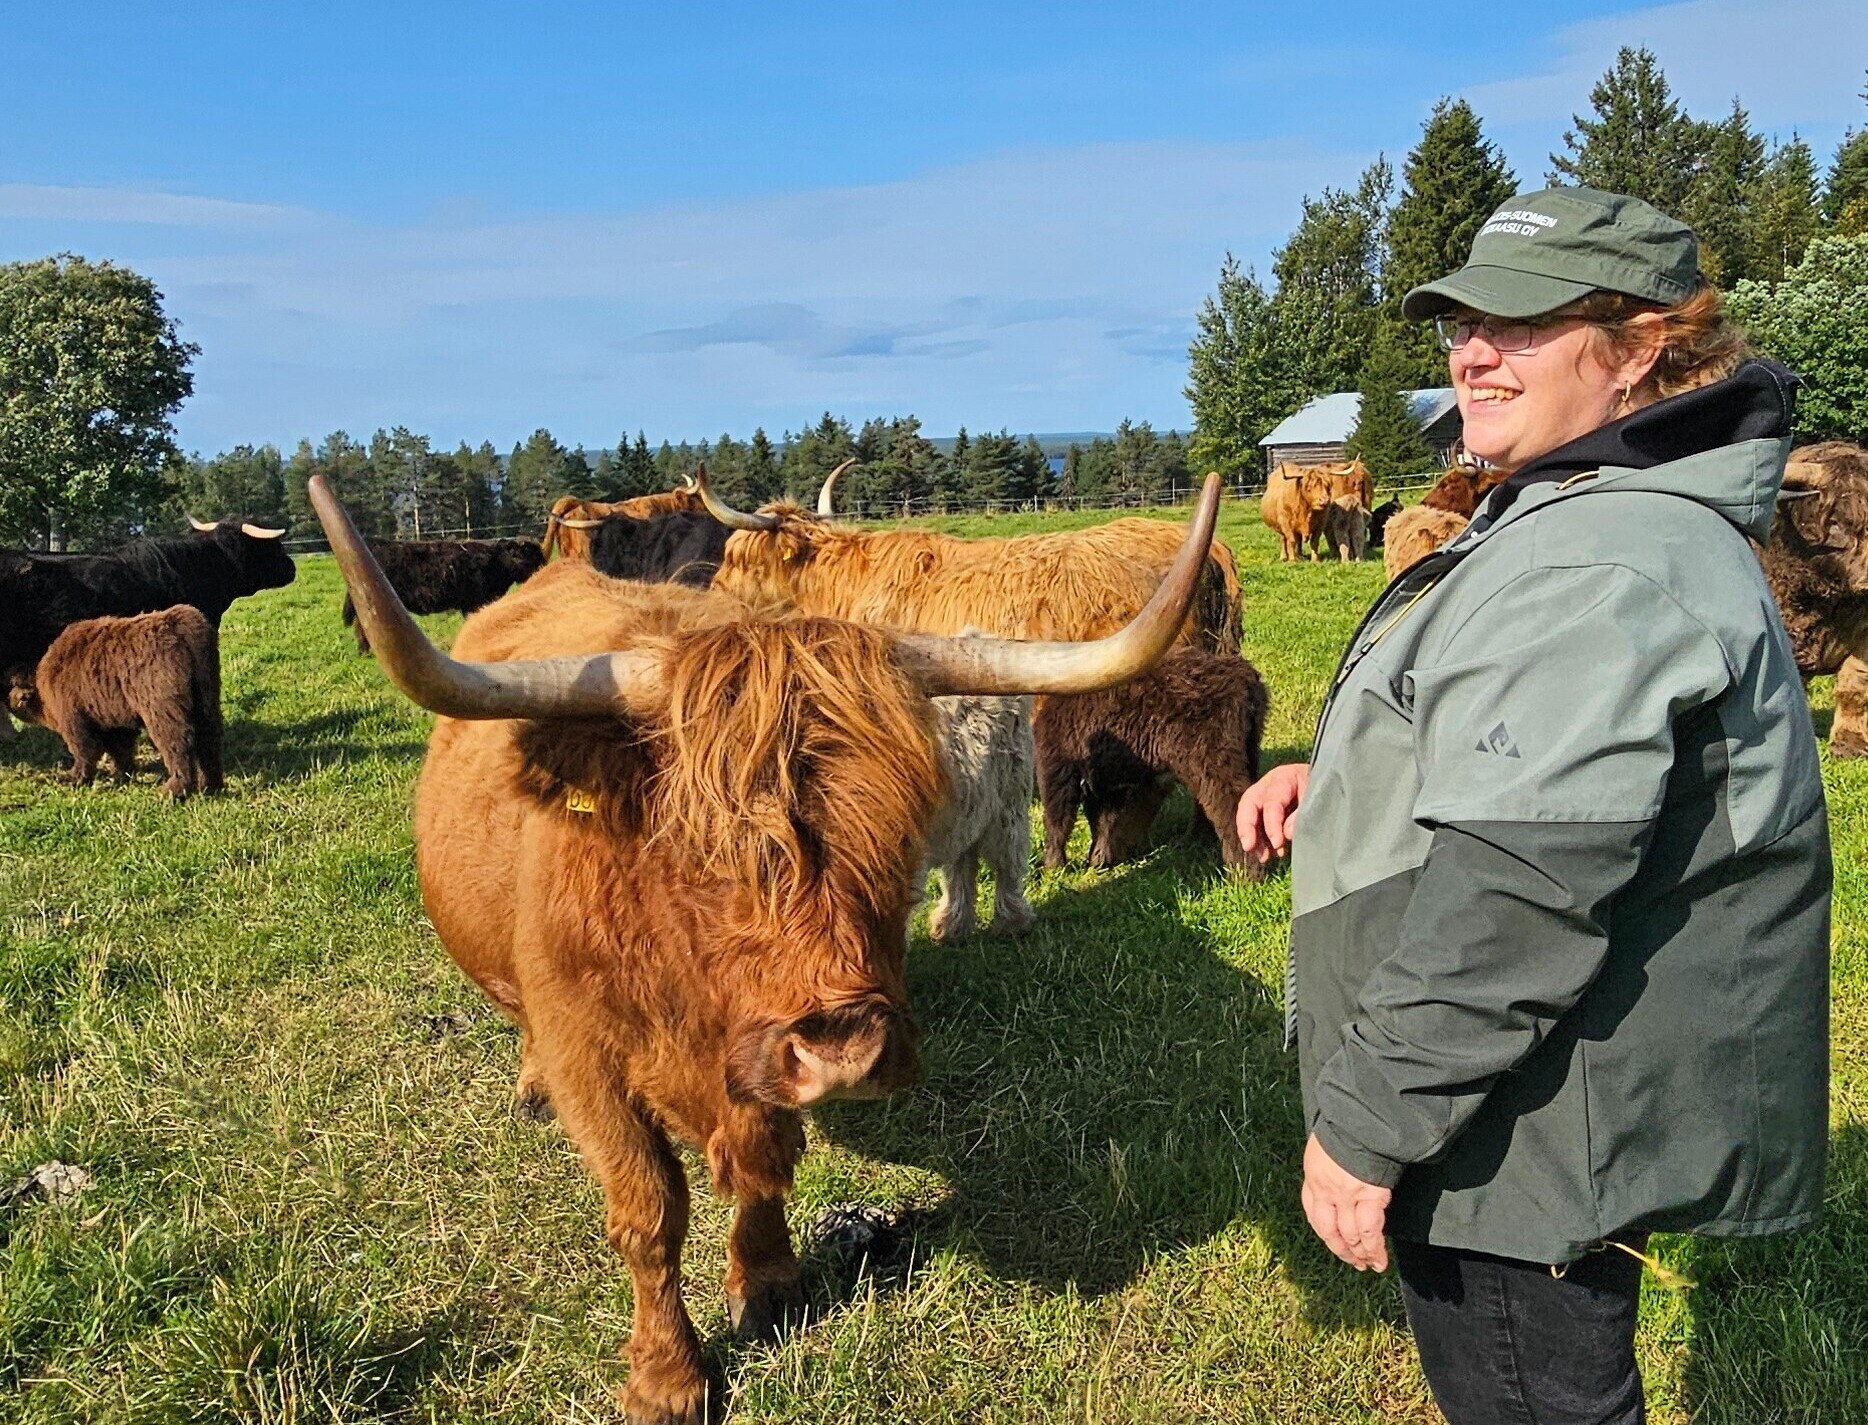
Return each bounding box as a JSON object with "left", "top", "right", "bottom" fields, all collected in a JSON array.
[{"left": 1614, "top": 311, "right": 1667, "bottom": 392}]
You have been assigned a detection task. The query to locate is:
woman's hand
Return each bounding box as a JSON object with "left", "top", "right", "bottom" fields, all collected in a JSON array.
[
  {"left": 1236, "top": 762, "right": 1310, "bottom": 868},
  {"left": 1302, "top": 1133, "right": 1391, "bottom": 1272}
]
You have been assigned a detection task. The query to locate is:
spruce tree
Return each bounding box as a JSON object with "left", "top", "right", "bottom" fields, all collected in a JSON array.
[
  {"left": 1186, "top": 255, "right": 1299, "bottom": 474},
  {"left": 1344, "top": 334, "right": 1435, "bottom": 485},
  {"left": 1750, "top": 138, "right": 1822, "bottom": 282},
  {"left": 1683, "top": 101, "right": 1766, "bottom": 285},
  {"left": 1270, "top": 158, "right": 1392, "bottom": 402},
  {"left": 1383, "top": 99, "right": 1518, "bottom": 383},
  {"left": 746, "top": 428, "right": 781, "bottom": 503},
  {"left": 1825, "top": 85, "right": 1868, "bottom": 236},
  {"left": 1549, "top": 47, "right": 1708, "bottom": 214}
]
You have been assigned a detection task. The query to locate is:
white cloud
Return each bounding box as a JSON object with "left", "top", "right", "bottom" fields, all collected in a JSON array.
[
  {"left": 0, "top": 183, "right": 300, "bottom": 229},
  {"left": 1467, "top": 0, "right": 1867, "bottom": 143}
]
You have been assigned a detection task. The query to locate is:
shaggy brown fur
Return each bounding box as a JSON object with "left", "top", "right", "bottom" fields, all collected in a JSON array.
[
  {"left": 1033, "top": 648, "right": 1268, "bottom": 876},
  {"left": 542, "top": 487, "right": 705, "bottom": 560},
  {"left": 6, "top": 606, "right": 222, "bottom": 799},
  {"left": 1759, "top": 441, "right": 1868, "bottom": 757},
  {"left": 1383, "top": 506, "right": 1470, "bottom": 581},
  {"left": 711, "top": 507, "right": 1242, "bottom": 651},
  {"left": 409, "top": 561, "right": 947, "bottom": 1421},
  {"left": 1317, "top": 495, "right": 1371, "bottom": 562},
  {"left": 1420, "top": 464, "right": 1506, "bottom": 517}
]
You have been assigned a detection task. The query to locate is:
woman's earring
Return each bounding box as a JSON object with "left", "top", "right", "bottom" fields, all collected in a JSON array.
[{"left": 1620, "top": 381, "right": 1633, "bottom": 410}]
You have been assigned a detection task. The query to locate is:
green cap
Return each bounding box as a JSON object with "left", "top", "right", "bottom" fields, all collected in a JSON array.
[{"left": 1401, "top": 186, "right": 1700, "bottom": 320}]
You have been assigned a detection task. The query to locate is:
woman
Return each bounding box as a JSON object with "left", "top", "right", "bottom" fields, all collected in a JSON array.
[{"left": 1239, "top": 187, "right": 1830, "bottom": 1424}]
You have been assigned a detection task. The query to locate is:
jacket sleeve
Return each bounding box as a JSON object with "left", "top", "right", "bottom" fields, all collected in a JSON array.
[{"left": 1310, "top": 563, "right": 1733, "bottom": 1189}]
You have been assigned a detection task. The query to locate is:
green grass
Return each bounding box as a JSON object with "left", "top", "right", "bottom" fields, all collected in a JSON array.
[{"left": 2, "top": 510, "right": 1863, "bottom": 1423}]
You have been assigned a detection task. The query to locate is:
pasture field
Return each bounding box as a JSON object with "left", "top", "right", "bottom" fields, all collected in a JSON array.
[{"left": 2, "top": 505, "right": 1864, "bottom": 1424}]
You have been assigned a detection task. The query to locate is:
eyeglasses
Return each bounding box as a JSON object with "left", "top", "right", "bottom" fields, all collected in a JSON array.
[{"left": 1433, "top": 313, "right": 1570, "bottom": 353}]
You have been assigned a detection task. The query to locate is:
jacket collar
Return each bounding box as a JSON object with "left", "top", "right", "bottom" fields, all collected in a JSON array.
[{"left": 1465, "top": 358, "right": 1798, "bottom": 545}]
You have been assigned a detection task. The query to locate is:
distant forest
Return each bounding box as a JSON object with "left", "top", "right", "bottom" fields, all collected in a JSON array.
[{"left": 165, "top": 414, "right": 1199, "bottom": 544}]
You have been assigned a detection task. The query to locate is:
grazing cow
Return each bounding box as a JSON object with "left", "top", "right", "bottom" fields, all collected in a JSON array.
[
  {"left": 921, "top": 693, "right": 1036, "bottom": 940},
  {"left": 1318, "top": 457, "right": 1374, "bottom": 510},
  {"left": 308, "top": 473, "right": 1219, "bottom": 1424},
  {"left": 1383, "top": 506, "right": 1470, "bottom": 581},
  {"left": 1369, "top": 498, "right": 1403, "bottom": 549},
  {"left": 1034, "top": 647, "right": 1269, "bottom": 875},
  {"left": 588, "top": 511, "right": 732, "bottom": 589},
  {"left": 699, "top": 470, "right": 1243, "bottom": 652},
  {"left": 1318, "top": 495, "right": 1372, "bottom": 562},
  {"left": 541, "top": 478, "right": 704, "bottom": 560},
  {"left": 6, "top": 607, "right": 222, "bottom": 800},
  {"left": 340, "top": 537, "right": 546, "bottom": 654},
  {"left": 1261, "top": 463, "right": 1334, "bottom": 562},
  {"left": 1758, "top": 441, "right": 1868, "bottom": 756}
]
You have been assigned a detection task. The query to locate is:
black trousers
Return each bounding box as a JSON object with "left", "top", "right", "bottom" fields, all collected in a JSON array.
[{"left": 1395, "top": 1238, "right": 1646, "bottom": 1425}]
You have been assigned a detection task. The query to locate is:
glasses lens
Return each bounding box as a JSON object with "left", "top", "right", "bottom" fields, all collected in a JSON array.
[
  {"left": 1489, "top": 320, "right": 1535, "bottom": 352},
  {"left": 1433, "top": 317, "right": 1465, "bottom": 352}
]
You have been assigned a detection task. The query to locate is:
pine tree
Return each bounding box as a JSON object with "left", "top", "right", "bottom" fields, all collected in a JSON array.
[
  {"left": 1058, "top": 443, "right": 1082, "bottom": 499},
  {"left": 502, "top": 428, "right": 573, "bottom": 527},
  {"left": 746, "top": 428, "right": 781, "bottom": 503},
  {"left": 1750, "top": 138, "right": 1822, "bottom": 282},
  {"left": 1019, "top": 435, "right": 1052, "bottom": 505},
  {"left": 932, "top": 428, "right": 968, "bottom": 509},
  {"left": 1549, "top": 47, "right": 1710, "bottom": 214},
  {"left": 1825, "top": 84, "right": 1868, "bottom": 236},
  {"left": 1683, "top": 101, "right": 1766, "bottom": 285},
  {"left": 1383, "top": 98, "right": 1518, "bottom": 383},
  {"left": 1344, "top": 334, "right": 1435, "bottom": 484},
  {"left": 1185, "top": 256, "right": 1299, "bottom": 475}
]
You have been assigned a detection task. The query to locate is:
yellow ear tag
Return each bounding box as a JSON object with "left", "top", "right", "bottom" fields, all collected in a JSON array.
[{"left": 564, "top": 788, "right": 597, "bottom": 815}]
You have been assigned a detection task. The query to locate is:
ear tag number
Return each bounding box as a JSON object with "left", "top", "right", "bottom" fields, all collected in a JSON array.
[{"left": 565, "top": 789, "right": 597, "bottom": 815}]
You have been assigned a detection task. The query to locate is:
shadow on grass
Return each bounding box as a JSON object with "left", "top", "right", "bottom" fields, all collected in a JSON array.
[
  {"left": 815, "top": 833, "right": 1396, "bottom": 1334},
  {"left": 1679, "top": 1121, "right": 1868, "bottom": 1422},
  {"left": 223, "top": 706, "right": 429, "bottom": 782}
]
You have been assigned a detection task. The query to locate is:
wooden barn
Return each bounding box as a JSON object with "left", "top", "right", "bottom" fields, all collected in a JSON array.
[{"left": 1259, "top": 388, "right": 1462, "bottom": 470}]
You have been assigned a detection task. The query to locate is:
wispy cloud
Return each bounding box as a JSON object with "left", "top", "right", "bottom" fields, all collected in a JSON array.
[{"left": 0, "top": 183, "right": 301, "bottom": 229}]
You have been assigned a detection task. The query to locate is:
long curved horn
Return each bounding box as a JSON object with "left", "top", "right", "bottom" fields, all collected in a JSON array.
[
  {"left": 553, "top": 515, "right": 608, "bottom": 529},
  {"left": 241, "top": 523, "right": 286, "bottom": 539},
  {"left": 307, "top": 476, "right": 665, "bottom": 720},
  {"left": 188, "top": 516, "right": 217, "bottom": 532},
  {"left": 817, "top": 458, "right": 856, "bottom": 517},
  {"left": 892, "top": 472, "right": 1224, "bottom": 696},
  {"left": 692, "top": 464, "right": 780, "bottom": 532},
  {"left": 678, "top": 471, "right": 699, "bottom": 492}
]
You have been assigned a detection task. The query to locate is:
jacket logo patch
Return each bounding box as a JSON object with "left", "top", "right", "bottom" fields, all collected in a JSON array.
[{"left": 1476, "top": 722, "right": 1521, "bottom": 759}]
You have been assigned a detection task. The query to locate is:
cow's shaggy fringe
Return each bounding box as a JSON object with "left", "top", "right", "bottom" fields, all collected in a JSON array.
[
  {"left": 651, "top": 617, "right": 946, "bottom": 927},
  {"left": 713, "top": 504, "right": 1242, "bottom": 651}
]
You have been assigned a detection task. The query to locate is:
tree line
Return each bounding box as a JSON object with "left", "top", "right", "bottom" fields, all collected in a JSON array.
[{"left": 1187, "top": 50, "right": 1868, "bottom": 481}]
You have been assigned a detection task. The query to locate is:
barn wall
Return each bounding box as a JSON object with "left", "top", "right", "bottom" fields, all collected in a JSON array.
[{"left": 1265, "top": 441, "right": 1349, "bottom": 467}]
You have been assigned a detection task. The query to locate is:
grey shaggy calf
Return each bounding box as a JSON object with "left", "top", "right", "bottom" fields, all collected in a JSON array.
[
  {"left": 1034, "top": 648, "right": 1268, "bottom": 876},
  {"left": 6, "top": 606, "right": 223, "bottom": 800},
  {"left": 920, "top": 695, "right": 1037, "bottom": 939}
]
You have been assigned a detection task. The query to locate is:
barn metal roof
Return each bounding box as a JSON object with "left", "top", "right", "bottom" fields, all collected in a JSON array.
[{"left": 1258, "top": 387, "right": 1458, "bottom": 446}]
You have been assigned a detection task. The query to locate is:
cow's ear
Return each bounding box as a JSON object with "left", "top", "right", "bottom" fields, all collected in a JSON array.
[{"left": 1779, "top": 489, "right": 1835, "bottom": 548}]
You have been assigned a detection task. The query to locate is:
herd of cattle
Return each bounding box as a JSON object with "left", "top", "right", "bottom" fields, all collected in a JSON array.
[{"left": 5, "top": 444, "right": 1868, "bottom": 1421}]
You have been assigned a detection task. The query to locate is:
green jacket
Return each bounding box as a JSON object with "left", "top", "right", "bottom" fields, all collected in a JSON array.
[{"left": 1290, "top": 363, "right": 1831, "bottom": 1264}]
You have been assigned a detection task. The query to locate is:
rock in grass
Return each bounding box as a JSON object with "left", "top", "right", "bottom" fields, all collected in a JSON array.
[{"left": 2, "top": 1161, "right": 94, "bottom": 1210}]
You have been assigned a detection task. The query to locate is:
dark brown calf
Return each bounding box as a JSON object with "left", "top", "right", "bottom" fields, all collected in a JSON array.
[
  {"left": 1034, "top": 647, "right": 1268, "bottom": 876},
  {"left": 5, "top": 607, "right": 223, "bottom": 800}
]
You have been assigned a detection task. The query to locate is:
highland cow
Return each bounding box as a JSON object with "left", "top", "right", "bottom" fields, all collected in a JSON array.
[
  {"left": 1383, "top": 506, "right": 1470, "bottom": 580},
  {"left": 341, "top": 537, "right": 547, "bottom": 653},
  {"left": 1034, "top": 647, "right": 1269, "bottom": 876},
  {"left": 588, "top": 511, "right": 732, "bottom": 589},
  {"left": 921, "top": 693, "right": 1036, "bottom": 940},
  {"left": 308, "top": 473, "right": 1220, "bottom": 1425},
  {"left": 6, "top": 607, "right": 223, "bottom": 800},
  {"left": 1369, "top": 498, "right": 1403, "bottom": 549}
]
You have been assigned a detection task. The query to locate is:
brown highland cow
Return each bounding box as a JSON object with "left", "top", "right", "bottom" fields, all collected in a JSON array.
[{"left": 6, "top": 606, "right": 223, "bottom": 800}]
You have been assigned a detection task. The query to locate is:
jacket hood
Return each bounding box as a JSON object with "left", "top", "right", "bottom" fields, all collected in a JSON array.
[{"left": 1477, "top": 358, "right": 1798, "bottom": 543}]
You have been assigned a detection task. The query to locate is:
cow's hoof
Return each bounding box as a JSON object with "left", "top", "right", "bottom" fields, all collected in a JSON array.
[
  {"left": 512, "top": 1085, "right": 556, "bottom": 1123},
  {"left": 991, "top": 900, "right": 1037, "bottom": 934},
  {"left": 926, "top": 905, "right": 974, "bottom": 943},
  {"left": 727, "top": 1277, "right": 804, "bottom": 1343},
  {"left": 1829, "top": 730, "right": 1868, "bottom": 759}
]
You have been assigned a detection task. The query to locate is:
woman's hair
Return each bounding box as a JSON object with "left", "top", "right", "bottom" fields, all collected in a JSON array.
[{"left": 1570, "top": 281, "right": 1751, "bottom": 403}]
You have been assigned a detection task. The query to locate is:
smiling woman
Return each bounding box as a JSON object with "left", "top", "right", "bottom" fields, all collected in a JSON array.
[{"left": 1237, "top": 186, "right": 1831, "bottom": 1425}]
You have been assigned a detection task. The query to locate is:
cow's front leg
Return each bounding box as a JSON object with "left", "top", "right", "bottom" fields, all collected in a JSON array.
[
  {"left": 534, "top": 1017, "right": 709, "bottom": 1423},
  {"left": 927, "top": 850, "right": 978, "bottom": 941},
  {"left": 709, "top": 1107, "right": 806, "bottom": 1342}
]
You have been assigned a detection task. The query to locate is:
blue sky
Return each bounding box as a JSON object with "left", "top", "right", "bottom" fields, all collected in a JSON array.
[{"left": 5, "top": 1, "right": 1864, "bottom": 454}]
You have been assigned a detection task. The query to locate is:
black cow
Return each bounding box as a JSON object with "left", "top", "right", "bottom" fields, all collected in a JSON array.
[
  {"left": 1, "top": 520, "right": 296, "bottom": 680},
  {"left": 1369, "top": 498, "right": 1403, "bottom": 549},
  {"left": 587, "top": 510, "right": 730, "bottom": 588},
  {"left": 340, "top": 537, "right": 547, "bottom": 654}
]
